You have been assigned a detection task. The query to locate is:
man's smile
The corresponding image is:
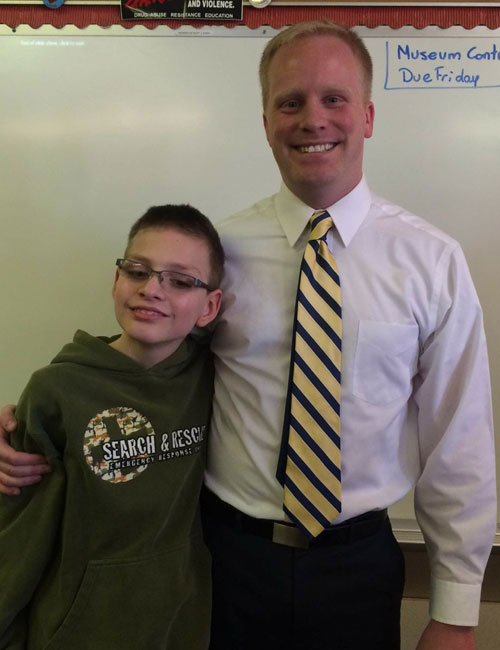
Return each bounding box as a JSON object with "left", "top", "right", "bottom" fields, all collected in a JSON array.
[{"left": 296, "top": 143, "right": 336, "bottom": 153}]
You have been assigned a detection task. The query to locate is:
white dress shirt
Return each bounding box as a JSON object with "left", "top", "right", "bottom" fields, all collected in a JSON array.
[{"left": 207, "top": 177, "right": 496, "bottom": 625}]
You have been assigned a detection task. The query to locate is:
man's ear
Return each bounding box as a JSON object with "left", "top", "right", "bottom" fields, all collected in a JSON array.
[
  {"left": 263, "top": 112, "right": 272, "bottom": 147},
  {"left": 364, "top": 102, "right": 375, "bottom": 139},
  {"left": 196, "top": 289, "right": 222, "bottom": 328}
]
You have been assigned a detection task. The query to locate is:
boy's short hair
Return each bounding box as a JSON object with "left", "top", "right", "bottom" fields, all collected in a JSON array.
[
  {"left": 126, "top": 204, "right": 225, "bottom": 288},
  {"left": 259, "top": 20, "right": 373, "bottom": 107}
]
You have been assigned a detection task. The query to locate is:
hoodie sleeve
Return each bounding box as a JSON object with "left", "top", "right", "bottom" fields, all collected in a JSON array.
[{"left": 0, "top": 371, "right": 66, "bottom": 649}]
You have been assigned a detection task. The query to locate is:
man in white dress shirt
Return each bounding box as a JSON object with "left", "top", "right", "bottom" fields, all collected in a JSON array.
[{"left": 0, "top": 20, "right": 496, "bottom": 650}]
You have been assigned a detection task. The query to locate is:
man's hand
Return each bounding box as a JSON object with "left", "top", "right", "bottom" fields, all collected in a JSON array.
[
  {"left": 0, "top": 404, "right": 51, "bottom": 496},
  {"left": 416, "top": 620, "right": 475, "bottom": 650}
]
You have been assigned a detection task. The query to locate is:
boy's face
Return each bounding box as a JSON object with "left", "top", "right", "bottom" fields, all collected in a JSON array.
[{"left": 112, "top": 227, "right": 221, "bottom": 367}]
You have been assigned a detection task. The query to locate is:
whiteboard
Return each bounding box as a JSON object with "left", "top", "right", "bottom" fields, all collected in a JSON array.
[{"left": 0, "top": 25, "right": 498, "bottom": 522}]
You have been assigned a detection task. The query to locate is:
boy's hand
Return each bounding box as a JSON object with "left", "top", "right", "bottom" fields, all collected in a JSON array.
[{"left": 0, "top": 404, "right": 51, "bottom": 496}]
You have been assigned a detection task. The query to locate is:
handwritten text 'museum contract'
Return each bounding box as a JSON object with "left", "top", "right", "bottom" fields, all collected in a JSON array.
[{"left": 385, "top": 40, "right": 500, "bottom": 90}]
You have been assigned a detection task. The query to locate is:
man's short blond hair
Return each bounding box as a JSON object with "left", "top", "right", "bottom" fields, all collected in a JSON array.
[{"left": 259, "top": 20, "right": 373, "bottom": 108}]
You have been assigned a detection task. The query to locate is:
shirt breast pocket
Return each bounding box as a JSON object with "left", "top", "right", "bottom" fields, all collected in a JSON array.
[{"left": 353, "top": 321, "right": 419, "bottom": 406}]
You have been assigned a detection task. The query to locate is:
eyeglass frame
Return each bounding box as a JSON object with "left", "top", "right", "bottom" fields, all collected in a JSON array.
[{"left": 115, "top": 258, "right": 214, "bottom": 292}]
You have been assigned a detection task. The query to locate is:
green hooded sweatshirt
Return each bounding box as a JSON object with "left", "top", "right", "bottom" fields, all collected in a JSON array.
[{"left": 0, "top": 330, "right": 213, "bottom": 650}]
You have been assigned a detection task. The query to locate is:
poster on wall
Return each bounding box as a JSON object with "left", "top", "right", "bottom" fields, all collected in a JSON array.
[{"left": 120, "top": 0, "right": 243, "bottom": 21}]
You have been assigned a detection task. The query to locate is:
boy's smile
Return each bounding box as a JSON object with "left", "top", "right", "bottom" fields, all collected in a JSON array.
[
  {"left": 128, "top": 305, "right": 169, "bottom": 322},
  {"left": 110, "top": 227, "right": 221, "bottom": 368}
]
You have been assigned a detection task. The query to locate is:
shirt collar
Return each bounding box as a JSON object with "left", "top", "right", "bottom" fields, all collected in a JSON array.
[{"left": 275, "top": 177, "right": 372, "bottom": 248}]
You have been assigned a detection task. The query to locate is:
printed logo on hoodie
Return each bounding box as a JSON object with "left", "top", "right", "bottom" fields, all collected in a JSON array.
[
  {"left": 83, "top": 407, "right": 155, "bottom": 483},
  {"left": 83, "top": 406, "right": 206, "bottom": 483}
]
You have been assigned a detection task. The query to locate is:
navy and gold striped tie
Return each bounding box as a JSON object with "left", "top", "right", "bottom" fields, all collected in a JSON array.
[{"left": 278, "top": 210, "right": 342, "bottom": 538}]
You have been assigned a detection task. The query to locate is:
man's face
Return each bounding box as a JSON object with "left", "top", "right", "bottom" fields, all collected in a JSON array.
[
  {"left": 263, "top": 35, "right": 374, "bottom": 209},
  {"left": 112, "top": 227, "right": 221, "bottom": 366}
]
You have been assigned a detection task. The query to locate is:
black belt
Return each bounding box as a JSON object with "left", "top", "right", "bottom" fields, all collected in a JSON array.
[{"left": 201, "top": 488, "right": 388, "bottom": 549}]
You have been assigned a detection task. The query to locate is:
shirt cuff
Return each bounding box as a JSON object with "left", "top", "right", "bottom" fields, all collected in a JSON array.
[{"left": 430, "top": 577, "right": 482, "bottom": 626}]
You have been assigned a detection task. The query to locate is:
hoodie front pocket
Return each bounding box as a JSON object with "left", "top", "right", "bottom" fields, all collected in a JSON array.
[{"left": 44, "top": 539, "right": 210, "bottom": 650}]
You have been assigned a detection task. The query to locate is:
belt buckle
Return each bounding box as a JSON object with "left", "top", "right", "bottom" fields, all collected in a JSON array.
[{"left": 272, "top": 521, "right": 309, "bottom": 548}]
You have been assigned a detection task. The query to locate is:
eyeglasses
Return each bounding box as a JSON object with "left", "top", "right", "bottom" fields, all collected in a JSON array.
[{"left": 116, "top": 259, "right": 212, "bottom": 292}]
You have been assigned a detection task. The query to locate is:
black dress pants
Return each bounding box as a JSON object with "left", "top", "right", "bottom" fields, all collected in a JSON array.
[{"left": 201, "top": 494, "right": 405, "bottom": 650}]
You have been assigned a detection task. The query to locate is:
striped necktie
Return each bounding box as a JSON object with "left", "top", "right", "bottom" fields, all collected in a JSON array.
[{"left": 278, "top": 210, "right": 342, "bottom": 538}]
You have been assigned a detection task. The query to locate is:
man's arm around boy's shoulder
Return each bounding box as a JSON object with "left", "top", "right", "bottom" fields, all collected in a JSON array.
[{"left": 0, "top": 405, "right": 51, "bottom": 496}]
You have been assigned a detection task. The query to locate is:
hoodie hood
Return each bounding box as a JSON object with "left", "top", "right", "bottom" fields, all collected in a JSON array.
[{"left": 51, "top": 329, "right": 195, "bottom": 375}]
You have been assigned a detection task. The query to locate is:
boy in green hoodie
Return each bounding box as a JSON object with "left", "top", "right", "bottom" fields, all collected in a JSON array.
[{"left": 0, "top": 204, "right": 223, "bottom": 650}]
